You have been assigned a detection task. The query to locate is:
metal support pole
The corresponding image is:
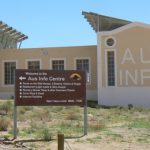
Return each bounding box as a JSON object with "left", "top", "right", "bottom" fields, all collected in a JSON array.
[
  {"left": 58, "top": 134, "right": 64, "bottom": 150},
  {"left": 13, "top": 70, "right": 17, "bottom": 139},
  {"left": 84, "top": 103, "right": 88, "bottom": 135},
  {"left": 13, "top": 104, "right": 17, "bottom": 139},
  {"left": 18, "top": 41, "right": 22, "bottom": 49},
  {"left": 97, "top": 15, "right": 100, "bottom": 32},
  {"left": 1, "top": 32, "right": 5, "bottom": 48}
]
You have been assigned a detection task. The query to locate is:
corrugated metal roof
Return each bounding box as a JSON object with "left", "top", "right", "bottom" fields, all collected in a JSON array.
[
  {"left": 82, "top": 11, "right": 132, "bottom": 32},
  {"left": 0, "top": 21, "right": 28, "bottom": 42}
]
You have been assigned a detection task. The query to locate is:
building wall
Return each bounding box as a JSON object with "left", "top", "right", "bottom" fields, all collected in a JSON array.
[
  {"left": 0, "top": 45, "right": 97, "bottom": 100},
  {"left": 98, "top": 23, "right": 150, "bottom": 107}
]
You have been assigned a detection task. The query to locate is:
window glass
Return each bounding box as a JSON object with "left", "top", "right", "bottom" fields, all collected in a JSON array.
[
  {"left": 52, "top": 60, "right": 64, "bottom": 70},
  {"left": 106, "top": 38, "right": 114, "bottom": 47},
  {"left": 4, "top": 62, "right": 16, "bottom": 85},
  {"left": 107, "top": 51, "right": 115, "bottom": 86},
  {"left": 76, "top": 59, "right": 90, "bottom": 83},
  {"left": 28, "top": 61, "right": 40, "bottom": 70}
]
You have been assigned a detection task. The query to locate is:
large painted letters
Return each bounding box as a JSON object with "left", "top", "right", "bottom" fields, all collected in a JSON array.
[
  {"left": 121, "top": 48, "right": 135, "bottom": 64},
  {"left": 119, "top": 48, "right": 150, "bottom": 86},
  {"left": 140, "top": 48, "right": 150, "bottom": 63}
]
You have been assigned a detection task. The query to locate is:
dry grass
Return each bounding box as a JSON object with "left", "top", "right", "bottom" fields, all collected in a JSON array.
[
  {"left": 65, "top": 111, "right": 80, "bottom": 120},
  {"left": 0, "top": 100, "right": 150, "bottom": 149},
  {"left": 0, "top": 100, "right": 12, "bottom": 115},
  {"left": 88, "top": 120, "right": 105, "bottom": 131},
  {"left": 0, "top": 116, "right": 11, "bottom": 131}
]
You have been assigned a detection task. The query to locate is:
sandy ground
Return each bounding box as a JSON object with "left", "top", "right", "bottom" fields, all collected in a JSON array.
[{"left": 1, "top": 131, "right": 150, "bottom": 150}]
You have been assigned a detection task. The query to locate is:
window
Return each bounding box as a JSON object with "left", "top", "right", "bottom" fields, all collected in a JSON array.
[
  {"left": 4, "top": 62, "right": 16, "bottom": 85},
  {"left": 107, "top": 51, "right": 115, "bottom": 86},
  {"left": 105, "top": 36, "right": 116, "bottom": 48},
  {"left": 52, "top": 60, "right": 64, "bottom": 70},
  {"left": 76, "top": 59, "right": 90, "bottom": 82},
  {"left": 27, "top": 61, "right": 40, "bottom": 70}
]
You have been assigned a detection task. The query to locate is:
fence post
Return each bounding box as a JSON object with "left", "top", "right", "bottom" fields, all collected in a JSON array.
[{"left": 58, "top": 134, "right": 64, "bottom": 150}]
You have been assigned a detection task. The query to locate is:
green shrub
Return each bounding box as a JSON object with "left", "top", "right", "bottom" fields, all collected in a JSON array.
[
  {"left": 128, "top": 119, "right": 150, "bottom": 128},
  {"left": 65, "top": 112, "right": 79, "bottom": 120},
  {"left": 35, "top": 109, "right": 51, "bottom": 121},
  {"left": 3, "top": 134, "right": 11, "bottom": 140},
  {"left": 38, "top": 128, "right": 51, "bottom": 141},
  {"left": 0, "top": 100, "right": 12, "bottom": 115},
  {"left": 19, "top": 106, "right": 33, "bottom": 112},
  {"left": 89, "top": 120, "right": 105, "bottom": 131},
  {"left": 0, "top": 116, "right": 11, "bottom": 131}
]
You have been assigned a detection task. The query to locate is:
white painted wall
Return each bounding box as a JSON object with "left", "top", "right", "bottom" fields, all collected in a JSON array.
[
  {"left": 99, "top": 87, "right": 150, "bottom": 107},
  {"left": 86, "top": 89, "right": 98, "bottom": 100},
  {"left": 0, "top": 92, "right": 14, "bottom": 99}
]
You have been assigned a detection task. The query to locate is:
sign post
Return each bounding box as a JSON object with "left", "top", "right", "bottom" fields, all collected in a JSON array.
[
  {"left": 84, "top": 105, "right": 87, "bottom": 135},
  {"left": 13, "top": 71, "right": 17, "bottom": 139},
  {"left": 13, "top": 101, "right": 17, "bottom": 139},
  {"left": 58, "top": 134, "right": 64, "bottom": 150},
  {"left": 14, "top": 69, "right": 87, "bottom": 138}
]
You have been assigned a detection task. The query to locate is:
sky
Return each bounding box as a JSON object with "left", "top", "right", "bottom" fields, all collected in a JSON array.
[{"left": 0, "top": 0, "right": 150, "bottom": 48}]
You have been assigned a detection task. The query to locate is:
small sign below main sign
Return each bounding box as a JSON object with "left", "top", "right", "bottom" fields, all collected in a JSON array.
[{"left": 15, "top": 69, "right": 86, "bottom": 106}]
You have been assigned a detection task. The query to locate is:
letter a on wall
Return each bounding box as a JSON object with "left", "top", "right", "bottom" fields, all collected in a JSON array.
[{"left": 121, "top": 48, "right": 135, "bottom": 64}]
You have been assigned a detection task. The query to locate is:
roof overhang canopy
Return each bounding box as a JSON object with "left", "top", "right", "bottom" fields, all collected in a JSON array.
[
  {"left": 82, "top": 11, "right": 132, "bottom": 32},
  {"left": 0, "top": 21, "right": 28, "bottom": 42}
]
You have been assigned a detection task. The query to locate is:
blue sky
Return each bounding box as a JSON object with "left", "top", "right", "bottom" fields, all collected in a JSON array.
[{"left": 1, "top": 0, "right": 150, "bottom": 48}]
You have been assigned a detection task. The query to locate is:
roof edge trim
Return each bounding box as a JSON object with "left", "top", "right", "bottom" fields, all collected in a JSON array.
[{"left": 99, "top": 22, "right": 150, "bottom": 36}]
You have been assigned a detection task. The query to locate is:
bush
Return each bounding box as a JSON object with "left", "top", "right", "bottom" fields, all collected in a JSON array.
[
  {"left": 0, "top": 100, "right": 12, "bottom": 115},
  {"left": 35, "top": 109, "right": 51, "bottom": 121},
  {"left": 19, "top": 106, "right": 33, "bottom": 113},
  {"left": 0, "top": 116, "right": 11, "bottom": 131},
  {"left": 38, "top": 128, "right": 51, "bottom": 141},
  {"left": 89, "top": 120, "right": 105, "bottom": 131},
  {"left": 65, "top": 112, "right": 79, "bottom": 120}
]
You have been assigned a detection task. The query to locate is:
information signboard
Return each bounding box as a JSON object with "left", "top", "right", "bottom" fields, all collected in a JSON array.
[{"left": 15, "top": 69, "right": 86, "bottom": 106}]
